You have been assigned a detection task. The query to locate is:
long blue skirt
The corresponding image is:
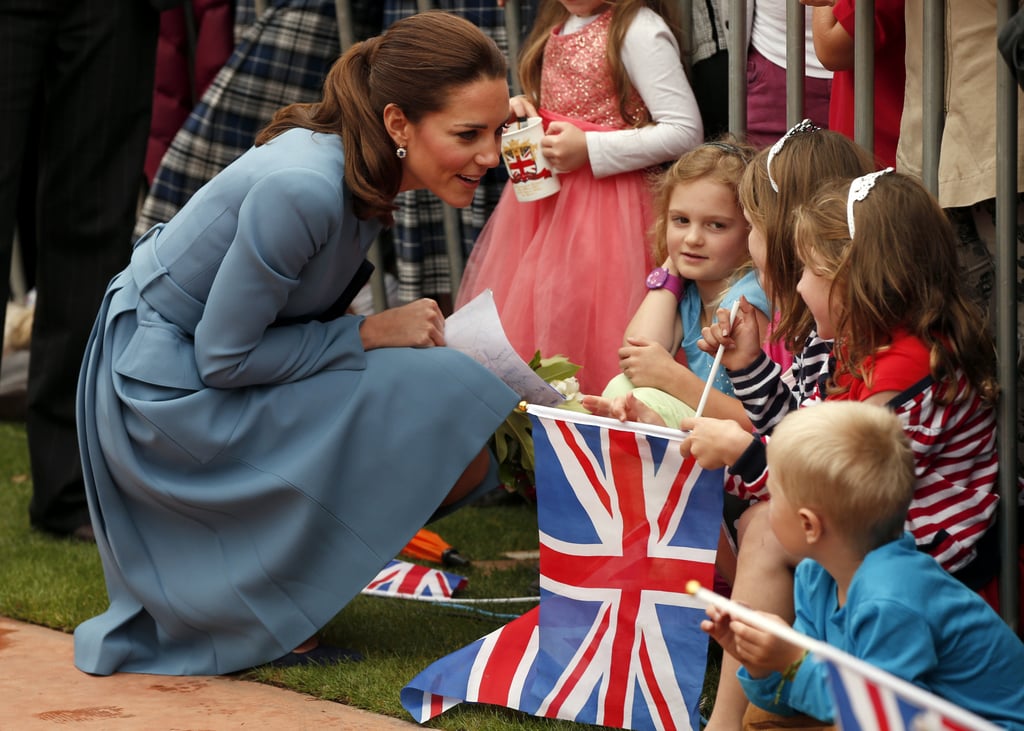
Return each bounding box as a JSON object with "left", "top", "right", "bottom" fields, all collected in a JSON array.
[{"left": 73, "top": 274, "right": 518, "bottom": 675}]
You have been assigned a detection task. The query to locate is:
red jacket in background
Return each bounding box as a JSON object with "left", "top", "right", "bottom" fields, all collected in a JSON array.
[
  {"left": 829, "top": 0, "right": 905, "bottom": 168},
  {"left": 145, "top": 0, "right": 234, "bottom": 184}
]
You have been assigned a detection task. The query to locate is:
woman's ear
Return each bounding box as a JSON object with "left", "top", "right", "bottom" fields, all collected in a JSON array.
[
  {"left": 382, "top": 103, "right": 409, "bottom": 148},
  {"left": 798, "top": 507, "right": 824, "bottom": 545}
]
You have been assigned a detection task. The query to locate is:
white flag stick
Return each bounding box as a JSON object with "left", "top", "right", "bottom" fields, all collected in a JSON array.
[
  {"left": 693, "top": 299, "right": 742, "bottom": 418},
  {"left": 686, "top": 580, "right": 829, "bottom": 655},
  {"left": 524, "top": 402, "right": 688, "bottom": 442}
]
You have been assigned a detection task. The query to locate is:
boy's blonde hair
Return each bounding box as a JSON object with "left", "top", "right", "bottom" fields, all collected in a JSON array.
[{"left": 766, "top": 402, "right": 914, "bottom": 553}]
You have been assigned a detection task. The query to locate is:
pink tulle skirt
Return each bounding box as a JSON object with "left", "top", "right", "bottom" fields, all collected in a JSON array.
[{"left": 456, "top": 113, "right": 657, "bottom": 394}]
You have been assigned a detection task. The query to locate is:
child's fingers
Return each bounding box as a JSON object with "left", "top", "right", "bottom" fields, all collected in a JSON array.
[
  {"left": 609, "top": 396, "right": 631, "bottom": 422},
  {"left": 715, "top": 296, "right": 748, "bottom": 337},
  {"left": 580, "top": 394, "right": 613, "bottom": 417},
  {"left": 508, "top": 96, "right": 535, "bottom": 120},
  {"left": 544, "top": 121, "right": 567, "bottom": 137},
  {"left": 705, "top": 604, "right": 727, "bottom": 622},
  {"left": 698, "top": 325, "right": 729, "bottom": 353}
]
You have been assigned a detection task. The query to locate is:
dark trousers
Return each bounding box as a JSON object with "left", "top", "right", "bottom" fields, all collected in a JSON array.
[{"left": 0, "top": 0, "right": 159, "bottom": 534}]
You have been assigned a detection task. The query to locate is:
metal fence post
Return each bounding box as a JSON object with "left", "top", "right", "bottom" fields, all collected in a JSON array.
[
  {"left": 413, "top": 0, "right": 467, "bottom": 302},
  {"left": 678, "top": 0, "right": 693, "bottom": 77},
  {"left": 505, "top": 0, "right": 524, "bottom": 96},
  {"left": 785, "top": 0, "right": 805, "bottom": 129},
  {"left": 333, "top": 0, "right": 387, "bottom": 312},
  {"left": 727, "top": 0, "right": 747, "bottom": 135},
  {"left": 995, "top": 0, "right": 1020, "bottom": 634},
  {"left": 852, "top": 0, "right": 874, "bottom": 154},
  {"left": 921, "top": 0, "right": 944, "bottom": 195}
]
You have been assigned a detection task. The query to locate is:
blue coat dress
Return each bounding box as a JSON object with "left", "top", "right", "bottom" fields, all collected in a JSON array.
[{"left": 74, "top": 128, "right": 519, "bottom": 676}]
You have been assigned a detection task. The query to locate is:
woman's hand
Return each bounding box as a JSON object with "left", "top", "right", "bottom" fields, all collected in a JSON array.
[
  {"left": 618, "top": 336, "right": 676, "bottom": 389},
  {"left": 359, "top": 298, "right": 445, "bottom": 350},
  {"left": 508, "top": 95, "right": 538, "bottom": 122},
  {"left": 678, "top": 416, "right": 755, "bottom": 469},
  {"left": 697, "top": 296, "right": 763, "bottom": 371},
  {"left": 542, "top": 121, "right": 588, "bottom": 172}
]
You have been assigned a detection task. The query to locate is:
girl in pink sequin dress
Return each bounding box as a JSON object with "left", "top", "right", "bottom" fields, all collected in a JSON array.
[{"left": 455, "top": 0, "right": 703, "bottom": 392}]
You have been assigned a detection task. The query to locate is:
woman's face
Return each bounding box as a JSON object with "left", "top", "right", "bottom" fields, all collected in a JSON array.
[{"left": 397, "top": 77, "right": 510, "bottom": 208}]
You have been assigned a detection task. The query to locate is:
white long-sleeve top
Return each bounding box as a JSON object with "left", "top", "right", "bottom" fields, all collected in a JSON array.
[{"left": 563, "top": 8, "right": 703, "bottom": 179}]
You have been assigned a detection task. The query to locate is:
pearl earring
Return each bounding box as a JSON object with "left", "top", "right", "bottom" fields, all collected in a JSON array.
[{"left": 396, "top": 146, "right": 407, "bottom": 159}]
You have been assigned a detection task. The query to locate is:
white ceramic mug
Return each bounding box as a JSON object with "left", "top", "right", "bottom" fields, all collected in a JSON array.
[{"left": 501, "top": 116, "right": 560, "bottom": 202}]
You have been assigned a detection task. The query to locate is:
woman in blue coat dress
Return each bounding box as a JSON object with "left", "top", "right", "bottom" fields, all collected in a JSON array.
[{"left": 74, "top": 11, "right": 520, "bottom": 676}]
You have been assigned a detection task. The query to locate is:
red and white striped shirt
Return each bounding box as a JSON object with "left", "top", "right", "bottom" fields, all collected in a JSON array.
[{"left": 725, "top": 333, "right": 1010, "bottom": 574}]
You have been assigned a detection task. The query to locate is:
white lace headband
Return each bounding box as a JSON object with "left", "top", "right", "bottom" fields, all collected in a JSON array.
[
  {"left": 846, "top": 167, "right": 894, "bottom": 238},
  {"left": 766, "top": 119, "right": 820, "bottom": 193}
]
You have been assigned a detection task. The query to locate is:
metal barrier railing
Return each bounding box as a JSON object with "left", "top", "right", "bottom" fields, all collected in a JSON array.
[
  {"left": 995, "top": 0, "right": 1020, "bottom": 632},
  {"left": 852, "top": 0, "right": 874, "bottom": 152},
  {"left": 921, "top": 1, "right": 943, "bottom": 193},
  {"left": 786, "top": 0, "right": 806, "bottom": 130}
]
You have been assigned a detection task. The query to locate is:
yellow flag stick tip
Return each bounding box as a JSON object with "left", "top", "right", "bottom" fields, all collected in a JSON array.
[
  {"left": 685, "top": 580, "right": 702, "bottom": 595},
  {"left": 516, "top": 400, "right": 529, "bottom": 412}
]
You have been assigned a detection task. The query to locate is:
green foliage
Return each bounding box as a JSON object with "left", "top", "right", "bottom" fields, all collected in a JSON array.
[{"left": 491, "top": 352, "right": 589, "bottom": 501}]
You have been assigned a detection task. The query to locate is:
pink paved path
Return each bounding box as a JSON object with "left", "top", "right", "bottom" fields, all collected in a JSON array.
[{"left": 0, "top": 617, "right": 417, "bottom": 730}]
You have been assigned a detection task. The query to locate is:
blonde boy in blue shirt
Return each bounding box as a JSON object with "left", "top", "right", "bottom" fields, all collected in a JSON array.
[{"left": 701, "top": 401, "right": 1024, "bottom": 729}]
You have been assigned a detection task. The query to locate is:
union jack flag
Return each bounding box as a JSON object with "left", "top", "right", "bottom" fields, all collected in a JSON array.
[
  {"left": 402, "top": 407, "right": 723, "bottom": 730},
  {"left": 823, "top": 654, "right": 1003, "bottom": 731},
  {"left": 361, "top": 559, "right": 467, "bottom": 599}
]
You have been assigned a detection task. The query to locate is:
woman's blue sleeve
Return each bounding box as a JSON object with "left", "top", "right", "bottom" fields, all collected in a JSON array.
[{"left": 194, "top": 167, "right": 368, "bottom": 388}]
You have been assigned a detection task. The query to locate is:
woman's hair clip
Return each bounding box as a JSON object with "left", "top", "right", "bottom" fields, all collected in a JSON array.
[
  {"left": 703, "top": 141, "right": 753, "bottom": 163},
  {"left": 766, "top": 119, "right": 820, "bottom": 193},
  {"left": 846, "top": 167, "right": 894, "bottom": 238}
]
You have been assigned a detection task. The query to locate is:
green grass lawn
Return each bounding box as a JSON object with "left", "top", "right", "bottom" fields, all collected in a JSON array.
[{"left": 0, "top": 421, "right": 717, "bottom": 729}]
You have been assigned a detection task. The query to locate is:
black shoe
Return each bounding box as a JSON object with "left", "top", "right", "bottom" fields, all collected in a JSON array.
[{"left": 265, "top": 644, "right": 363, "bottom": 668}]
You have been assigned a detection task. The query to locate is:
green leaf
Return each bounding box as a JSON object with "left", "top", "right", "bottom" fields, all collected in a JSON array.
[
  {"left": 491, "top": 430, "right": 510, "bottom": 463},
  {"left": 534, "top": 358, "right": 581, "bottom": 382},
  {"left": 505, "top": 414, "right": 534, "bottom": 472}
]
